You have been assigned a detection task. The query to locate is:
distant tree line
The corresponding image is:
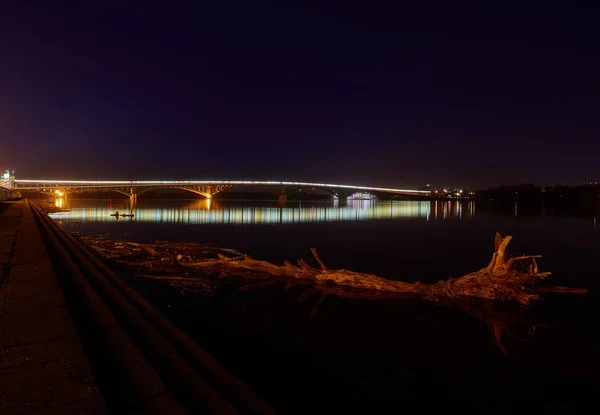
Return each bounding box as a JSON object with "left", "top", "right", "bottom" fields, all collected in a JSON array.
[{"left": 476, "top": 183, "right": 600, "bottom": 205}]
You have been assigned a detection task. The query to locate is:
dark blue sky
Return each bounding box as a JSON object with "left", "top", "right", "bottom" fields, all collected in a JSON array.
[{"left": 1, "top": 1, "right": 599, "bottom": 188}]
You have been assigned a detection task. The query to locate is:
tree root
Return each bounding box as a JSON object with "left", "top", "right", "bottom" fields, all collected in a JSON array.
[
  {"left": 77, "top": 232, "right": 589, "bottom": 354},
  {"left": 79, "top": 232, "right": 587, "bottom": 305}
]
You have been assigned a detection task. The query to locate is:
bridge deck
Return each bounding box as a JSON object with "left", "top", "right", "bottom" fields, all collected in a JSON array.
[{"left": 13, "top": 179, "right": 430, "bottom": 196}]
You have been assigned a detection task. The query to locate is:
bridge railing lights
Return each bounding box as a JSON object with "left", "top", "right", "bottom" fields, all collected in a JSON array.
[{"left": 13, "top": 179, "right": 431, "bottom": 195}]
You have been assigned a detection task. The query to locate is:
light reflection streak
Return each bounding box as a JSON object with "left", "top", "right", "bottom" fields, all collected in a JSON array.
[{"left": 49, "top": 200, "right": 475, "bottom": 225}]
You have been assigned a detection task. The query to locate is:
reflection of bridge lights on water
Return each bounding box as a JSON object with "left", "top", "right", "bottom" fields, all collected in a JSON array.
[{"left": 49, "top": 200, "right": 475, "bottom": 225}]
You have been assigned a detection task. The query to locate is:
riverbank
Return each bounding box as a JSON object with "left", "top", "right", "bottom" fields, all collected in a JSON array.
[{"left": 0, "top": 199, "right": 106, "bottom": 413}]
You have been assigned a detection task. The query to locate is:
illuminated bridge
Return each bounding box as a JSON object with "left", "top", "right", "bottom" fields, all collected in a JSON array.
[{"left": 9, "top": 178, "right": 431, "bottom": 202}]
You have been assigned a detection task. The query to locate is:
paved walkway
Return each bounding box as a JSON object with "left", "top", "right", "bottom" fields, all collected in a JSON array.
[{"left": 0, "top": 200, "right": 107, "bottom": 414}]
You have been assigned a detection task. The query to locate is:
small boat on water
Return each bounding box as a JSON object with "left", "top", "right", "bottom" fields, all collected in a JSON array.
[{"left": 110, "top": 211, "right": 134, "bottom": 218}]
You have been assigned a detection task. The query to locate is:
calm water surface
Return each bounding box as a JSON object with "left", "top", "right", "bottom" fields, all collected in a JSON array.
[{"left": 49, "top": 198, "right": 600, "bottom": 412}]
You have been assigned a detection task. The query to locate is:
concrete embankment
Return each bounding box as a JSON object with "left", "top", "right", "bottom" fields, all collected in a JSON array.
[
  {"left": 0, "top": 186, "right": 21, "bottom": 201},
  {"left": 0, "top": 199, "right": 107, "bottom": 413},
  {"left": 1, "top": 199, "right": 274, "bottom": 414}
]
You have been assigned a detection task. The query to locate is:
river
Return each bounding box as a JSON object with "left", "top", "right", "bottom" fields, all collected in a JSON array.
[{"left": 48, "top": 197, "right": 599, "bottom": 413}]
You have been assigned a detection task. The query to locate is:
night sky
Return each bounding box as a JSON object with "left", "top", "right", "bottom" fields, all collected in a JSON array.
[{"left": 1, "top": 2, "right": 599, "bottom": 188}]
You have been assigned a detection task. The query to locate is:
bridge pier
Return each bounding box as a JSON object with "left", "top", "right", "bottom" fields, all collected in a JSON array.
[
  {"left": 129, "top": 194, "right": 137, "bottom": 211},
  {"left": 128, "top": 188, "right": 138, "bottom": 204},
  {"left": 278, "top": 186, "right": 288, "bottom": 204},
  {"left": 52, "top": 190, "right": 67, "bottom": 206},
  {"left": 333, "top": 191, "right": 352, "bottom": 202}
]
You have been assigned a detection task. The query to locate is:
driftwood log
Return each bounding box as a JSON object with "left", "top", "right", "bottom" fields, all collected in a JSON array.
[{"left": 79, "top": 232, "right": 588, "bottom": 354}]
